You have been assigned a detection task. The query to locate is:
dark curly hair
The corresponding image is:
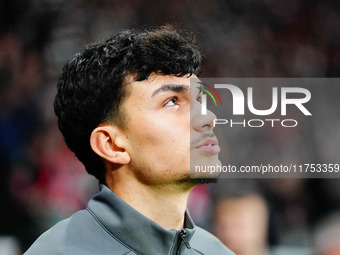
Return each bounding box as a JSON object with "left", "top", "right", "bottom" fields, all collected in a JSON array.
[{"left": 54, "top": 25, "right": 202, "bottom": 183}]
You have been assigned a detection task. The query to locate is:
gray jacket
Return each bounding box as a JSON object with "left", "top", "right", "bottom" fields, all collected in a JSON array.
[{"left": 25, "top": 184, "right": 234, "bottom": 255}]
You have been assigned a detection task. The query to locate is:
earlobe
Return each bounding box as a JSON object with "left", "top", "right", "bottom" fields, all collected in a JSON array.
[{"left": 90, "top": 125, "right": 130, "bottom": 165}]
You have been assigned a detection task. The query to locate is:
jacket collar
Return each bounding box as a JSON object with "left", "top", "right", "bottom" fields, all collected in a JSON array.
[{"left": 86, "top": 184, "right": 196, "bottom": 255}]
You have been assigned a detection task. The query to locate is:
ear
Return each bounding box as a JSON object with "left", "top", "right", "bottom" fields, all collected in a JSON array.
[{"left": 90, "top": 125, "right": 130, "bottom": 165}]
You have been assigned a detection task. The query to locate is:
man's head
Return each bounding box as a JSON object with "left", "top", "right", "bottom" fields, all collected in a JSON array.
[{"left": 54, "top": 25, "right": 219, "bottom": 185}]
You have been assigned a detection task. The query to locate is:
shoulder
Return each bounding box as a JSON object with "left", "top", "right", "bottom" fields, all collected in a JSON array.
[
  {"left": 24, "top": 211, "right": 79, "bottom": 255},
  {"left": 191, "top": 226, "right": 235, "bottom": 255},
  {"left": 24, "top": 209, "right": 131, "bottom": 255}
]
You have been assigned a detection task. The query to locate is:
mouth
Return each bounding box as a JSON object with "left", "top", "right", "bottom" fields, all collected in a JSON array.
[{"left": 196, "top": 138, "right": 221, "bottom": 154}]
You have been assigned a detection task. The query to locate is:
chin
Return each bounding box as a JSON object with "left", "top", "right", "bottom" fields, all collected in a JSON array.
[{"left": 190, "top": 159, "right": 222, "bottom": 178}]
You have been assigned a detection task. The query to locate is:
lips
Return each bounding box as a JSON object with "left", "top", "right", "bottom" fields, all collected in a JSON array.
[{"left": 196, "top": 138, "right": 220, "bottom": 154}]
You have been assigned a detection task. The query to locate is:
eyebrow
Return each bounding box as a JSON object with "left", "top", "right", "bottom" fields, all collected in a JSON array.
[{"left": 151, "top": 84, "right": 190, "bottom": 97}]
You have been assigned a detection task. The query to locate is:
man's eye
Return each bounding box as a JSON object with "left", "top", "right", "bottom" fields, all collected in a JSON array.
[{"left": 164, "top": 97, "right": 179, "bottom": 106}]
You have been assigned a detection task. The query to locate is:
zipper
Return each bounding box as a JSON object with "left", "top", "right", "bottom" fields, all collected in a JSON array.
[{"left": 176, "top": 229, "right": 191, "bottom": 255}]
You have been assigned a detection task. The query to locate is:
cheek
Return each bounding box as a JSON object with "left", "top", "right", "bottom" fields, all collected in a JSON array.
[
  {"left": 126, "top": 112, "right": 190, "bottom": 167},
  {"left": 136, "top": 115, "right": 189, "bottom": 146}
]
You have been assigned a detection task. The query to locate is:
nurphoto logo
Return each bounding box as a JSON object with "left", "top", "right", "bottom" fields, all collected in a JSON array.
[{"left": 199, "top": 83, "right": 312, "bottom": 128}]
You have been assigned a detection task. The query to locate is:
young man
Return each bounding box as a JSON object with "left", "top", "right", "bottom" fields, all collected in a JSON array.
[{"left": 25, "top": 26, "right": 234, "bottom": 255}]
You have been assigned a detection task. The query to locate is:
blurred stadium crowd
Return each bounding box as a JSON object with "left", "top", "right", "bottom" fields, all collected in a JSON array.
[{"left": 1, "top": 0, "right": 340, "bottom": 254}]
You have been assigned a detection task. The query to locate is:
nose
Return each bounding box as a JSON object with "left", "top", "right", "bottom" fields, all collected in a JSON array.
[{"left": 191, "top": 106, "right": 217, "bottom": 132}]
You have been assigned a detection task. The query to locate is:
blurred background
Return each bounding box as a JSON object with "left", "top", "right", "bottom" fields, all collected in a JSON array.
[{"left": 1, "top": 0, "right": 340, "bottom": 254}]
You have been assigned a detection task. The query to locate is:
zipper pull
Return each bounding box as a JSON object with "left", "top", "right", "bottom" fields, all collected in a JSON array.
[{"left": 180, "top": 229, "right": 191, "bottom": 249}]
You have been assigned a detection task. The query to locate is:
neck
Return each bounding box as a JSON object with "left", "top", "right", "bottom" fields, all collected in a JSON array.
[{"left": 106, "top": 169, "right": 194, "bottom": 230}]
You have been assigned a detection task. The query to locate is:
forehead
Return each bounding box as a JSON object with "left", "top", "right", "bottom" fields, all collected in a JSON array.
[
  {"left": 138, "top": 73, "right": 195, "bottom": 87},
  {"left": 125, "top": 73, "right": 198, "bottom": 99}
]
